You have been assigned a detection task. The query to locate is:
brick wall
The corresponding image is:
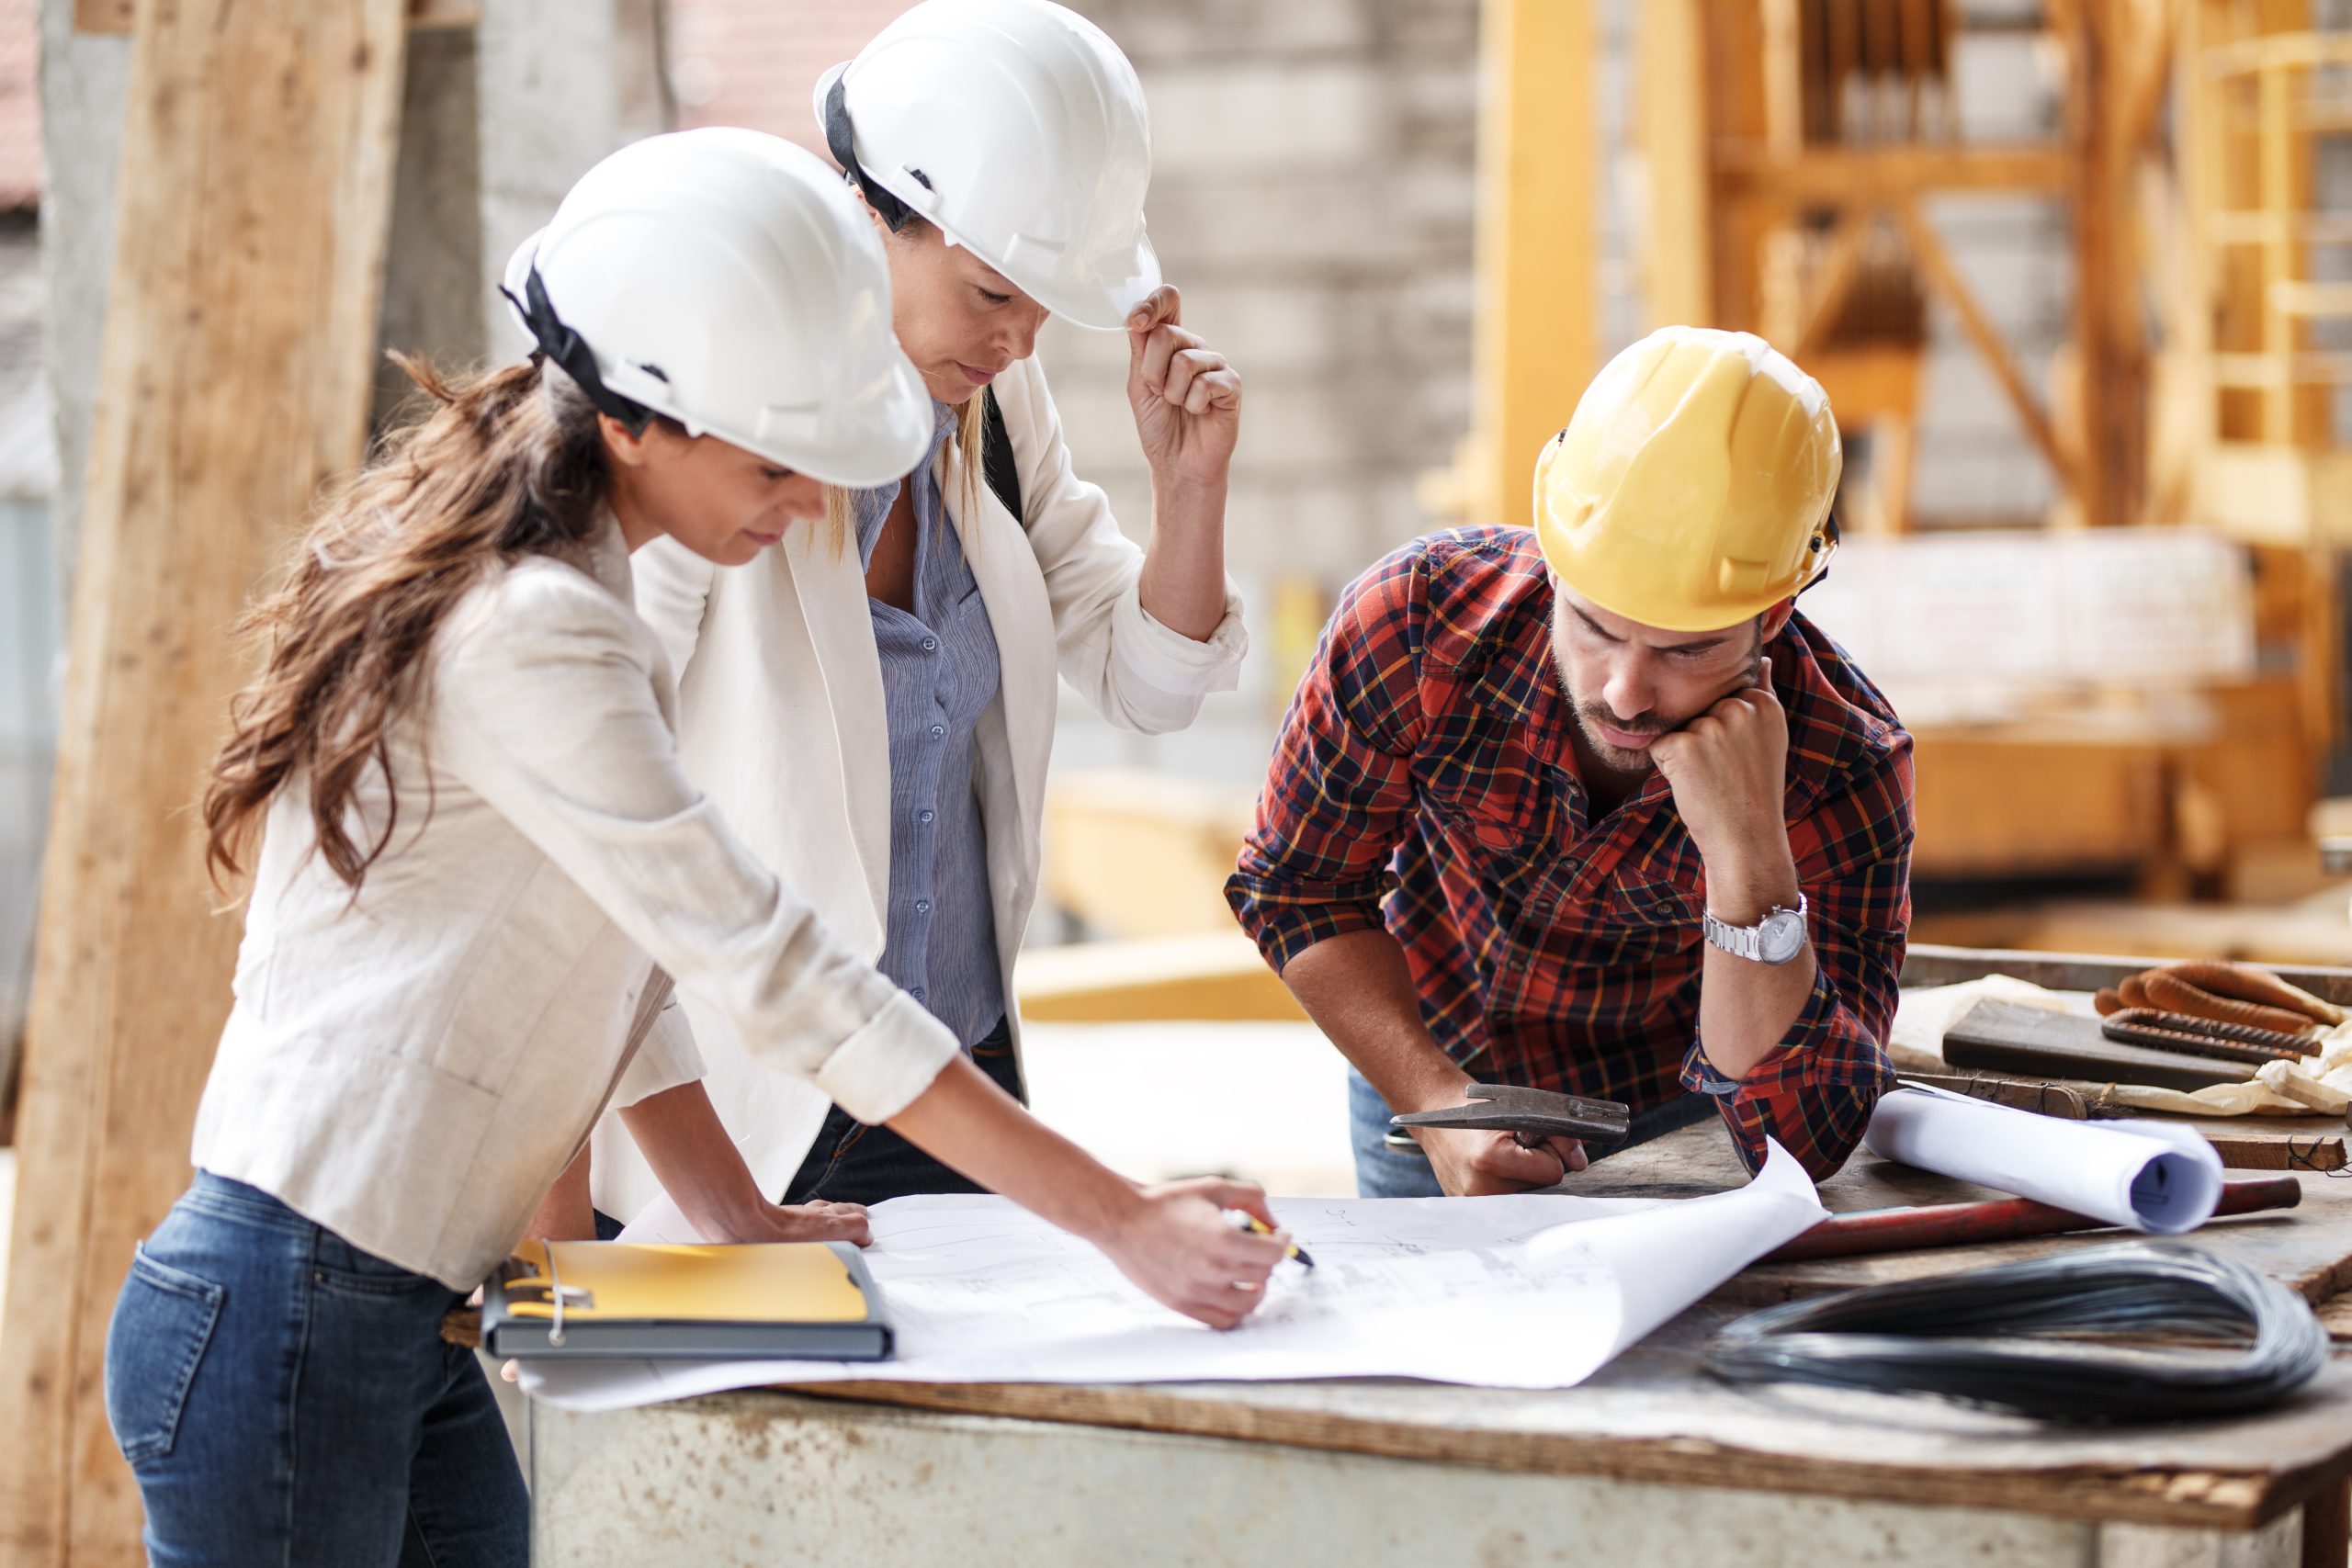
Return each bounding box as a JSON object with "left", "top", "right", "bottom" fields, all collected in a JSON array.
[{"left": 666, "top": 0, "right": 915, "bottom": 150}]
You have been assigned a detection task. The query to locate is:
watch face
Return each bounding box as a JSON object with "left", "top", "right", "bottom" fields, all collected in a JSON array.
[{"left": 1758, "top": 908, "right": 1807, "bottom": 964}]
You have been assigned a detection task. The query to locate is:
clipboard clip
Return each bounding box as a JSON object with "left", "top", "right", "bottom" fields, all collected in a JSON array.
[{"left": 503, "top": 1247, "right": 595, "bottom": 1347}]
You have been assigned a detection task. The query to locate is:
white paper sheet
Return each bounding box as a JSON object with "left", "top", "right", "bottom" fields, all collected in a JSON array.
[
  {"left": 521, "top": 1140, "right": 1824, "bottom": 1413},
  {"left": 1864, "top": 1083, "right": 2222, "bottom": 1234}
]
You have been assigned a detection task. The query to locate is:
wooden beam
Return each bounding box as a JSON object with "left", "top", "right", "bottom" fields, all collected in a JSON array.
[
  {"left": 1713, "top": 145, "right": 2074, "bottom": 202},
  {"left": 1471, "top": 0, "right": 1598, "bottom": 526},
  {"left": 2067, "top": 0, "right": 2150, "bottom": 526},
  {"left": 0, "top": 3, "right": 410, "bottom": 1564},
  {"left": 76, "top": 0, "right": 474, "bottom": 32},
  {"left": 1016, "top": 934, "right": 1306, "bottom": 1025},
  {"left": 1789, "top": 213, "right": 1871, "bottom": 362},
  {"left": 1634, "top": 0, "right": 1713, "bottom": 325},
  {"left": 1901, "top": 942, "right": 2352, "bottom": 1004},
  {"left": 1891, "top": 197, "right": 2080, "bottom": 500},
  {"left": 2204, "top": 28, "right": 2352, "bottom": 77}
]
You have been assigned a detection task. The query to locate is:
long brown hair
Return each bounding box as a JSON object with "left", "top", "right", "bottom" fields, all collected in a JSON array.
[{"left": 202, "top": 355, "right": 613, "bottom": 892}]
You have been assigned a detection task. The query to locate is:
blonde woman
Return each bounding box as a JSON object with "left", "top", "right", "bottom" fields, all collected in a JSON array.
[
  {"left": 581, "top": 0, "right": 1250, "bottom": 1231},
  {"left": 103, "top": 130, "right": 1283, "bottom": 1568}
]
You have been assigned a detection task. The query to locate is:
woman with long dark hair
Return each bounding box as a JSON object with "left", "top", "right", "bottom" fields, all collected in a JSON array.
[{"left": 103, "top": 128, "right": 1283, "bottom": 1568}]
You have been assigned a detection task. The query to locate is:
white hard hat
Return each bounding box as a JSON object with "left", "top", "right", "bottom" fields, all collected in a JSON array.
[
  {"left": 815, "top": 0, "right": 1160, "bottom": 332},
  {"left": 501, "top": 127, "right": 931, "bottom": 489}
]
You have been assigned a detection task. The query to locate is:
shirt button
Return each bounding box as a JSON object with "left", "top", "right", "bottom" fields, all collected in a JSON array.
[
  {"left": 911, "top": 987, "right": 926, "bottom": 1000},
  {"left": 922, "top": 637, "right": 939, "bottom": 653},
  {"left": 928, "top": 724, "right": 944, "bottom": 739},
  {"left": 914, "top": 899, "right": 932, "bottom": 915},
  {"left": 918, "top": 809, "right": 935, "bottom": 825}
]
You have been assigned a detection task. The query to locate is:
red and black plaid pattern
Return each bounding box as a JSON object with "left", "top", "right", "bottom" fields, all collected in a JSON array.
[{"left": 1227, "top": 528, "right": 1913, "bottom": 1180}]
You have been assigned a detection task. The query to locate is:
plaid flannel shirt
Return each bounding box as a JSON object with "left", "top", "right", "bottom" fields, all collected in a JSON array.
[{"left": 1226, "top": 528, "right": 1912, "bottom": 1179}]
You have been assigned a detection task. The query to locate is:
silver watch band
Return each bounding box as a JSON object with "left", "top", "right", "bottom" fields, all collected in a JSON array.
[{"left": 1702, "top": 892, "right": 1808, "bottom": 964}]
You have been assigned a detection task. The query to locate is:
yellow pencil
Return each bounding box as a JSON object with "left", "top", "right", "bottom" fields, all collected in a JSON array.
[{"left": 1236, "top": 1213, "right": 1315, "bottom": 1269}]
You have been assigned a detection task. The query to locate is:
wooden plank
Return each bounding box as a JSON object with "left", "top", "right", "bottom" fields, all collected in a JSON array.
[
  {"left": 1899, "top": 1070, "right": 2095, "bottom": 1118},
  {"left": 78, "top": 0, "right": 475, "bottom": 29},
  {"left": 1714, "top": 144, "right": 2074, "bottom": 200},
  {"left": 2205, "top": 28, "right": 2352, "bottom": 78},
  {"left": 1900, "top": 942, "right": 2352, "bottom": 1003},
  {"left": 2206, "top": 1134, "right": 2346, "bottom": 1172},
  {"left": 1014, "top": 933, "right": 1306, "bottom": 1024},
  {"left": 1911, "top": 902, "right": 2352, "bottom": 972},
  {"left": 1942, "top": 999, "right": 2258, "bottom": 1090},
  {"left": 1471, "top": 0, "right": 1597, "bottom": 529},
  {"left": 0, "top": 4, "right": 410, "bottom": 1565}
]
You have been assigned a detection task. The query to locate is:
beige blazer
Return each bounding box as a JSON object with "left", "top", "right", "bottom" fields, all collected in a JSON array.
[
  {"left": 191, "top": 520, "right": 960, "bottom": 1289},
  {"left": 590, "top": 355, "right": 1247, "bottom": 1223}
]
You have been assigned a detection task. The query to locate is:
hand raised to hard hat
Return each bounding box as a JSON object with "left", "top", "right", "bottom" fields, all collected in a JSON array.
[
  {"left": 1648, "top": 655, "right": 1798, "bottom": 915},
  {"left": 1126, "top": 286, "right": 1242, "bottom": 488}
]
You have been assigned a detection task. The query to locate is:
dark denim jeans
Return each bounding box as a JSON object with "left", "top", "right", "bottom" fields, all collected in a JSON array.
[
  {"left": 783, "top": 1014, "right": 1025, "bottom": 1206},
  {"left": 105, "top": 1173, "right": 526, "bottom": 1568},
  {"left": 1347, "top": 1067, "right": 1720, "bottom": 1197}
]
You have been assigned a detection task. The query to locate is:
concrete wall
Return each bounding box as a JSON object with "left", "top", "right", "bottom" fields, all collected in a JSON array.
[{"left": 1041, "top": 0, "right": 1484, "bottom": 784}]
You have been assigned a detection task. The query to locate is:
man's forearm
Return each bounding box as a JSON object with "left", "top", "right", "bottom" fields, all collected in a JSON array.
[
  {"left": 528, "top": 1144, "right": 597, "bottom": 1240},
  {"left": 1695, "top": 847, "right": 1816, "bottom": 1079},
  {"left": 1279, "top": 928, "right": 1468, "bottom": 1114}
]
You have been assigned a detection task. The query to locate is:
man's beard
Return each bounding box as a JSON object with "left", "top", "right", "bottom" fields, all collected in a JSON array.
[
  {"left": 1564, "top": 625, "right": 1767, "bottom": 777},
  {"left": 1571, "top": 702, "right": 1668, "bottom": 777}
]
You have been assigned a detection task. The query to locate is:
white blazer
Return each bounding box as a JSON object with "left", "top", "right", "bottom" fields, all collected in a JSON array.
[
  {"left": 590, "top": 355, "right": 1247, "bottom": 1223},
  {"left": 192, "top": 521, "right": 959, "bottom": 1290}
]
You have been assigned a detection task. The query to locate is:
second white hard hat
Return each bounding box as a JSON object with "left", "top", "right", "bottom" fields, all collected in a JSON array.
[
  {"left": 501, "top": 127, "right": 932, "bottom": 489},
  {"left": 815, "top": 0, "right": 1161, "bottom": 332}
]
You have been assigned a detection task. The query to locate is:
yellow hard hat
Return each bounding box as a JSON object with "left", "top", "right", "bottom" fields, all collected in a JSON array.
[{"left": 1532, "top": 326, "right": 1840, "bottom": 633}]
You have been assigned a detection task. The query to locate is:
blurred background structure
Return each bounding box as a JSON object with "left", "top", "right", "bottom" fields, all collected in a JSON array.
[
  {"left": 6, "top": 3, "right": 2352, "bottom": 1561},
  {"left": 10, "top": 0, "right": 2350, "bottom": 1137}
]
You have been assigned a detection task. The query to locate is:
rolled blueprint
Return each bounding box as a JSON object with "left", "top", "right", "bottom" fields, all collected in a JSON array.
[{"left": 1864, "top": 1083, "right": 2222, "bottom": 1235}]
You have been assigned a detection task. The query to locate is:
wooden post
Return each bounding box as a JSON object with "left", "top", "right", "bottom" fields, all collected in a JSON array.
[
  {"left": 1636, "top": 0, "right": 1714, "bottom": 328},
  {"left": 2064, "top": 0, "right": 2151, "bottom": 526},
  {"left": 0, "top": 2, "right": 409, "bottom": 1564},
  {"left": 1470, "top": 0, "right": 1597, "bottom": 528}
]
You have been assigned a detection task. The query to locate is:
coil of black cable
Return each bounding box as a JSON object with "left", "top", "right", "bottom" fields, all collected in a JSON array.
[{"left": 1704, "top": 1242, "right": 2325, "bottom": 1422}]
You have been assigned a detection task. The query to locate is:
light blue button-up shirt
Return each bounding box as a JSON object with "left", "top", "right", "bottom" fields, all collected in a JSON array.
[{"left": 852, "top": 405, "right": 1006, "bottom": 1050}]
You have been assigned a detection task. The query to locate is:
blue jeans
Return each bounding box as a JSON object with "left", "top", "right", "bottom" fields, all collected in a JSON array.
[
  {"left": 1348, "top": 1067, "right": 1722, "bottom": 1197},
  {"left": 105, "top": 1173, "right": 527, "bottom": 1568}
]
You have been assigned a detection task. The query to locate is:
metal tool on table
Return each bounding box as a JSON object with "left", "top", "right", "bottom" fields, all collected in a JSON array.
[
  {"left": 1757, "top": 1175, "right": 2304, "bottom": 1264},
  {"left": 1386, "top": 1083, "right": 1632, "bottom": 1156}
]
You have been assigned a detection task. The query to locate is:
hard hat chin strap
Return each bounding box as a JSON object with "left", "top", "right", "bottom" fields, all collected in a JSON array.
[
  {"left": 823, "top": 74, "right": 916, "bottom": 233},
  {"left": 499, "top": 265, "right": 652, "bottom": 436}
]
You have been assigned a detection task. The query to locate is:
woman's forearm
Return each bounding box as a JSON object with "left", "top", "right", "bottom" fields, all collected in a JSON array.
[
  {"left": 616, "top": 1078, "right": 772, "bottom": 1238},
  {"left": 1135, "top": 474, "right": 1228, "bottom": 641},
  {"left": 887, "top": 1054, "right": 1144, "bottom": 1244}
]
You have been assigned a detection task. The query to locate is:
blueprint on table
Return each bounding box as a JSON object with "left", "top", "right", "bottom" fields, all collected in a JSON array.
[{"left": 522, "top": 1140, "right": 1823, "bottom": 1413}]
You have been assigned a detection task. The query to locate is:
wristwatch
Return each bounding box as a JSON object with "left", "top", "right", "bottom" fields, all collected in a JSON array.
[{"left": 1702, "top": 893, "right": 1809, "bottom": 965}]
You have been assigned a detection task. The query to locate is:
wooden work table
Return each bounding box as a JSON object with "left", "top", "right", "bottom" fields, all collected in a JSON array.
[{"left": 530, "top": 948, "right": 2352, "bottom": 1568}]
